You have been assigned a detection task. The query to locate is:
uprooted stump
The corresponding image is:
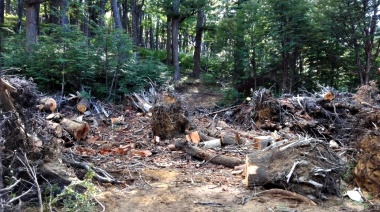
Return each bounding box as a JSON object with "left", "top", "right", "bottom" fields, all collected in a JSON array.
[
  {"left": 354, "top": 134, "right": 380, "bottom": 193},
  {"left": 244, "top": 137, "right": 344, "bottom": 199},
  {"left": 151, "top": 92, "right": 190, "bottom": 139}
]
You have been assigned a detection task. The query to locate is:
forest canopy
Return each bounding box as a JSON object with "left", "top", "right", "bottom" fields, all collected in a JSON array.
[{"left": 0, "top": 0, "right": 380, "bottom": 100}]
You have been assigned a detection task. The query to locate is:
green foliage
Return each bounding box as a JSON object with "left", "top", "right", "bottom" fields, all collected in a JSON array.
[
  {"left": 222, "top": 87, "right": 242, "bottom": 106},
  {"left": 343, "top": 160, "right": 356, "bottom": 184},
  {"left": 51, "top": 172, "right": 98, "bottom": 212},
  {"left": 2, "top": 25, "right": 170, "bottom": 100}
]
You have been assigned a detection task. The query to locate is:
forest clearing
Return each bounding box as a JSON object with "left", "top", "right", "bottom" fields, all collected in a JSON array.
[
  {"left": 2, "top": 0, "right": 380, "bottom": 211},
  {"left": 1, "top": 76, "right": 380, "bottom": 212}
]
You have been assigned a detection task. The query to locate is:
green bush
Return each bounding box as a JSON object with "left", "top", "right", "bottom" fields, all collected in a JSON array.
[{"left": 3, "top": 25, "right": 170, "bottom": 100}]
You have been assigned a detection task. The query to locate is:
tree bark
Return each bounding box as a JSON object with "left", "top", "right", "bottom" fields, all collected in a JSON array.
[
  {"left": 98, "top": 0, "right": 106, "bottom": 27},
  {"left": 166, "top": 15, "right": 172, "bottom": 65},
  {"left": 0, "top": 0, "right": 4, "bottom": 24},
  {"left": 122, "top": 0, "right": 130, "bottom": 31},
  {"left": 5, "top": 0, "right": 9, "bottom": 14},
  {"left": 172, "top": 0, "right": 180, "bottom": 81},
  {"left": 110, "top": 0, "right": 123, "bottom": 29},
  {"left": 16, "top": 0, "right": 23, "bottom": 32},
  {"left": 25, "top": 0, "right": 39, "bottom": 52},
  {"left": 192, "top": 8, "right": 204, "bottom": 78}
]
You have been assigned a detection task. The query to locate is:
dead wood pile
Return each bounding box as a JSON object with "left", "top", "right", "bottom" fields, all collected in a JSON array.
[{"left": 244, "top": 136, "right": 344, "bottom": 199}]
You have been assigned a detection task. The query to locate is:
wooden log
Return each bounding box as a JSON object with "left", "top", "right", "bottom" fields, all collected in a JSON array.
[
  {"left": 46, "top": 120, "right": 63, "bottom": 138},
  {"left": 37, "top": 97, "right": 57, "bottom": 112},
  {"left": 253, "top": 136, "right": 273, "bottom": 150},
  {"left": 175, "top": 140, "right": 243, "bottom": 168},
  {"left": 60, "top": 118, "right": 89, "bottom": 141},
  {"left": 201, "top": 139, "right": 221, "bottom": 148},
  {"left": 76, "top": 97, "right": 90, "bottom": 113}
]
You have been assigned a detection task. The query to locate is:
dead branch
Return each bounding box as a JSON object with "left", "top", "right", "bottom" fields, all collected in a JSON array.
[
  {"left": 175, "top": 140, "right": 243, "bottom": 168},
  {"left": 16, "top": 153, "right": 43, "bottom": 212},
  {"left": 254, "top": 189, "right": 317, "bottom": 206},
  {"left": 62, "top": 155, "right": 122, "bottom": 184}
]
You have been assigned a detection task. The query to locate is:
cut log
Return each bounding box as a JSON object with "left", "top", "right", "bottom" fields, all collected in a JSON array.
[
  {"left": 46, "top": 120, "right": 63, "bottom": 138},
  {"left": 60, "top": 118, "right": 89, "bottom": 141},
  {"left": 201, "top": 139, "right": 221, "bottom": 149},
  {"left": 76, "top": 97, "right": 90, "bottom": 113},
  {"left": 323, "top": 92, "right": 335, "bottom": 101},
  {"left": 186, "top": 131, "right": 201, "bottom": 144},
  {"left": 37, "top": 97, "right": 57, "bottom": 112},
  {"left": 253, "top": 136, "right": 272, "bottom": 150},
  {"left": 175, "top": 140, "right": 243, "bottom": 168}
]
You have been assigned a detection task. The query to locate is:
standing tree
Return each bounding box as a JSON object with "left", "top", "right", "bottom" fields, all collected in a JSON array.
[
  {"left": 321, "top": 0, "right": 380, "bottom": 85},
  {"left": 25, "top": 0, "right": 40, "bottom": 52},
  {"left": 172, "top": 0, "right": 180, "bottom": 80},
  {"left": 192, "top": 7, "right": 205, "bottom": 78},
  {"left": 111, "top": 0, "right": 123, "bottom": 29}
]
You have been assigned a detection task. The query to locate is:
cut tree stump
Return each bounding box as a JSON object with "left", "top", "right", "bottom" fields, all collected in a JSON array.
[
  {"left": 151, "top": 92, "right": 190, "bottom": 139},
  {"left": 243, "top": 137, "right": 344, "bottom": 199}
]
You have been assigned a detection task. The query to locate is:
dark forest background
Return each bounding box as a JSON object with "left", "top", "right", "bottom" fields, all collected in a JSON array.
[{"left": 1, "top": 0, "right": 380, "bottom": 101}]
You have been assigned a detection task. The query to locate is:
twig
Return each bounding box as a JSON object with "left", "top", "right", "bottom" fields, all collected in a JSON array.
[
  {"left": 0, "top": 178, "right": 21, "bottom": 193},
  {"left": 8, "top": 187, "right": 33, "bottom": 204},
  {"left": 16, "top": 153, "right": 43, "bottom": 212},
  {"left": 206, "top": 105, "right": 239, "bottom": 116},
  {"left": 94, "top": 197, "right": 105, "bottom": 212},
  {"left": 62, "top": 155, "right": 122, "bottom": 184}
]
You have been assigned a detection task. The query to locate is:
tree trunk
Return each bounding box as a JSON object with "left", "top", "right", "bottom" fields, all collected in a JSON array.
[
  {"left": 50, "top": 0, "right": 59, "bottom": 24},
  {"left": 149, "top": 16, "right": 154, "bottom": 49},
  {"left": 166, "top": 16, "right": 172, "bottom": 65},
  {"left": 82, "top": 0, "right": 89, "bottom": 36},
  {"left": 16, "top": 0, "right": 23, "bottom": 33},
  {"left": 5, "top": 0, "right": 9, "bottom": 14},
  {"left": 122, "top": 0, "right": 130, "bottom": 32},
  {"left": 155, "top": 20, "right": 159, "bottom": 50},
  {"left": 61, "top": 0, "right": 69, "bottom": 31},
  {"left": 110, "top": 0, "right": 123, "bottom": 29},
  {"left": 131, "top": 0, "right": 144, "bottom": 47},
  {"left": 138, "top": 11, "right": 144, "bottom": 46},
  {"left": 172, "top": 0, "right": 180, "bottom": 81},
  {"left": 0, "top": 0, "right": 4, "bottom": 24},
  {"left": 99, "top": 0, "right": 106, "bottom": 27},
  {"left": 25, "top": 0, "right": 39, "bottom": 52},
  {"left": 192, "top": 9, "right": 204, "bottom": 78}
]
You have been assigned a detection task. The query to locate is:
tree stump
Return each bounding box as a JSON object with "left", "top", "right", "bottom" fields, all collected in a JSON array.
[
  {"left": 244, "top": 138, "right": 344, "bottom": 199},
  {"left": 151, "top": 92, "right": 190, "bottom": 139}
]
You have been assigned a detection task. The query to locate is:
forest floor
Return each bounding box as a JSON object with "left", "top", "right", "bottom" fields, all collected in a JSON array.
[{"left": 65, "top": 80, "right": 375, "bottom": 212}]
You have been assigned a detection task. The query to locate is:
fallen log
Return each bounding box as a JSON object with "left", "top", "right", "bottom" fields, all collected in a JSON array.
[{"left": 175, "top": 140, "right": 243, "bottom": 168}]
